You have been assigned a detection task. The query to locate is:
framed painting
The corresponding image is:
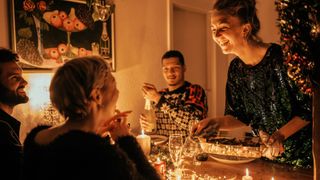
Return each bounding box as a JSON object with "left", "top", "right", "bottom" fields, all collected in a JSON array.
[{"left": 9, "top": 0, "right": 116, "bottom": 71}]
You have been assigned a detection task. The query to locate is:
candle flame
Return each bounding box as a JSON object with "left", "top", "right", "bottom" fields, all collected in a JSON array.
[
  {"left": 157, "top": 157, "right": 160, "bottom": 162},
  {"left": 271, "top": 177, "right": 274, "bottom": 180},
  {"left": 246, "top": 168, "right": 249, "bottom": 176},
  {"left": 141, "top": 130, "right": 145, "bottom": 135}
]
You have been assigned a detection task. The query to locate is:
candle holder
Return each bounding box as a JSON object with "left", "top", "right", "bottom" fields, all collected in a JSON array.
[
  {"left": 153, "top": 157, "right": 166, "bottom": 177},
  {"left": 242, "top": 168, "right": 253, "bottom": 180},
  {"left": 136, "top": 130, "right": 151, "bottom": 156}
]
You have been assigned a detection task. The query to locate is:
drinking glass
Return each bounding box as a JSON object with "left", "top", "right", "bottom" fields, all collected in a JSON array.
[
  {"left": 182, "top": 137, "right": 202, "bottom": 166},
  {"left": 168, "top": 134, "right": 184, "bottom": 170}
]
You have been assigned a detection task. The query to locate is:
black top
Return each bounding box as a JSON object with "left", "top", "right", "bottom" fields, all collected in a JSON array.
[
  {"left": 23, "top": 126, "right": 161, "bottom": 180},
  {"left": 0, "top": 108, "right": 22, "bottom": 180},
  {"left": 225, "top": 43, "right": 312, "bottom": 167}
]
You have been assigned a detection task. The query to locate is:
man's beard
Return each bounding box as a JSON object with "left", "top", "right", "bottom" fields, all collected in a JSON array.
[{"left": 0, "top": 83, "right": 29, "bottom": 106}]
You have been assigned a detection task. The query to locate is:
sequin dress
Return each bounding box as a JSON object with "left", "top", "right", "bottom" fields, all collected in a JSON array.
[{"left": 225, "top": 43, "right": 312, "bottom": 167}]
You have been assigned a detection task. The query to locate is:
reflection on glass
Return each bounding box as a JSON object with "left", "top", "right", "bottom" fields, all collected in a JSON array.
[{"left": 169, "top": 134, "right": 183, "bottom": 170}]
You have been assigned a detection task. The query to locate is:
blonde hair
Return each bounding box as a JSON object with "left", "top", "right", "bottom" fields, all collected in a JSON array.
[{"left": 50, "top": 56, "right": 110, "bottom": 121}]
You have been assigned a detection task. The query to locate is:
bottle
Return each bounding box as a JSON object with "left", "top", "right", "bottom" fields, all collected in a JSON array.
[{"left": 143, "top": 99, "right": 157, "bottom": 133}]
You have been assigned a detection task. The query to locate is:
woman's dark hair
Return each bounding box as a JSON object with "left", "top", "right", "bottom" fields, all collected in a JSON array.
[{"left": 213, "top": 0, "right": 260, "bottom": 38}]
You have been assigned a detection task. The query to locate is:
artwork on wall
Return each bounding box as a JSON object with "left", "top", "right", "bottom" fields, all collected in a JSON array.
[{"left": 9, "top": 0, "right": 115, "bottom": 71}]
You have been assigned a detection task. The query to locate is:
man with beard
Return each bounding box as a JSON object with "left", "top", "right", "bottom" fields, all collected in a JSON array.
[
  {"left": 0, "top": 48, "right": 29, "bottom": 180},
  {"left": 140, "top": 50, "right": 208, "bottom": 137}
]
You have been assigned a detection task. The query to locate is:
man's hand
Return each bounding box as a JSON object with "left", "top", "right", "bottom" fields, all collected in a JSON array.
[
  {"left": 139, "top": 113, "right": 153, "bottom": 132},
  {"left": 142, "top": 83, "right": 161, "bottom": 103}
]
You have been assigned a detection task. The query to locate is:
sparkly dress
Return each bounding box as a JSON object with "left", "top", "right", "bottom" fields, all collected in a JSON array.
[{"left": 225, "top": 43, "right": 312, "bottom": 167}]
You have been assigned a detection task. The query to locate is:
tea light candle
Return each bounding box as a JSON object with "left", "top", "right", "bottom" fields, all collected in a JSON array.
[
  {"left": 242, "top": 168, "right": 253, "bottom": 180},
  {"left": 136, "top": 130, "right": 151, "bottom": 155},
  {"left": 153, "top": 157, "right": 166, "bottom": 176}
]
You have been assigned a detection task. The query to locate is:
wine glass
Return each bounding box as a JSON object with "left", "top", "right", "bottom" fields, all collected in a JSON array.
[
  {"left": 182, "top": 137, "right": 202, "bottom": 166},
  {"left": 168, "top": 134, "right": 184, "bottom": 171}
]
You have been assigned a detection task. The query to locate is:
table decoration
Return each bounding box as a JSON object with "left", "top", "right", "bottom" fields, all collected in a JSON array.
[
  {"left": 136, "top": 130, "right": 151, "bottom": 155},
  {"left": 153, "top": 157, "right": 166, "bottom": 177},
  {"left": 242, "top": 168, "right": 253, "bottom": 180}
]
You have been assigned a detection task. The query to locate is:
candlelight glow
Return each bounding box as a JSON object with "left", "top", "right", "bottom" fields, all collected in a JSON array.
[
  {"left": 141, "top": 129, "right": 145, "bottom": 135},
  {"left": 246, "top": 168, "right": 249, "bottom": 176},
  {"left": 271, "top": 177, "right": 274, "bottom": 180}
]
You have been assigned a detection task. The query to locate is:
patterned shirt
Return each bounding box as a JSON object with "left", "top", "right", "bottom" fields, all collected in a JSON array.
[
  {"left": 155, "top": 81, "right": 208, "bottom": 137},
  {"left": 225, "top": 43, "right": 312, "bottom": 167}
]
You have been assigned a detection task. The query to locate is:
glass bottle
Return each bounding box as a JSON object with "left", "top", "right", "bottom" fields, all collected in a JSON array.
[{"left": 143, "top": 99, "right": 157, "bottom": 133}]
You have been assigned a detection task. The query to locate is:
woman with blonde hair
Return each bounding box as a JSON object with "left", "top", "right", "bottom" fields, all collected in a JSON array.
[{"left": 23, "top": 56, "right": 160, "bottom": 180}]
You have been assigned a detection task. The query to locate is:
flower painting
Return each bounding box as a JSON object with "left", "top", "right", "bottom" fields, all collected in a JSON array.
[{"left": 9, "top": 0, "right": 115, "bottom": 71}]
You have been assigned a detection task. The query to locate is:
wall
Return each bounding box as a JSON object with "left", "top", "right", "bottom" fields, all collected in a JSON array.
[
  {"left": 0, "top": 0, "right": 279, "bottom": 142},
  {"left": 1, "top": 0, "right": 168, "bottom": 141}
]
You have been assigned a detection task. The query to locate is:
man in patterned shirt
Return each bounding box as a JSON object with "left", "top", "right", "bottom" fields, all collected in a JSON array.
[{"left": 140, "top": 50, "right": 208, "bottom": 137}]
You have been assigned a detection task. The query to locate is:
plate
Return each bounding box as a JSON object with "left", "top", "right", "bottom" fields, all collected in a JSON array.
[
  {"left": 150, "top": 134, "right": 168, "bottom": 145},
  {"left": 210, "top": 154, "right": 256, "bottom": 164}
]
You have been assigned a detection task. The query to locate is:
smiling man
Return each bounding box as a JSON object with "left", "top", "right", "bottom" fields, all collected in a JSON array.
[
  {"left": 0, "top": 48, "right": 29, "bottom": 180},
  {"left": 140, "top": 50, "right": 208, "bottom": 137}
]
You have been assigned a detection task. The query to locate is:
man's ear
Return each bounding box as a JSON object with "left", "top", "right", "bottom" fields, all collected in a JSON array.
[{"left": 182, "top": 65, "right": 186, "bottom": 73}]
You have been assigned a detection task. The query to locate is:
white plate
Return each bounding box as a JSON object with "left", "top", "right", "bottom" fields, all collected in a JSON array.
[
  {"left": 210, "top": 154, "right": 257, "bottom": 164},
  {"left": 149, "top": 134, "right": 168, "bottom": 145}
]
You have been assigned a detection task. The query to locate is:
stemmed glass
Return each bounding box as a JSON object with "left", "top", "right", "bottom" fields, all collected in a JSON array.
[{"left": 168, "top": 134, "right": 184, "bottom": 171}]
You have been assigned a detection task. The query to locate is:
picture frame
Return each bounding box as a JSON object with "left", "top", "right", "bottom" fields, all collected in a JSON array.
[{"left": 9, "top": 0, "right": 116, "bottom": 71}]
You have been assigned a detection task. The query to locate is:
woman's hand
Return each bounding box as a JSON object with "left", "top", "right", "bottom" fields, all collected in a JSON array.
[
  {"left": 259, "top": 130, "right": 285, "bottom": 160},
  {"left": 98, "top": 110, "right": 132, "bottom": 140},
  {"left": 192, "top": 118, "right": 219, "bottom": 137}
]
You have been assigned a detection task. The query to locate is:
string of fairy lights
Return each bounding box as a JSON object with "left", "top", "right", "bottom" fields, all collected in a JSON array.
[{"left": 275, "top": 0, "right": 320, "bottom": 96}]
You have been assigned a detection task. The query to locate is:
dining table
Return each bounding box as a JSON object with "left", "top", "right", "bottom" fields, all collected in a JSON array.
[
  {"left": 179, "top": 156, "right": 313, "bottom": 180},
  {"left": 148, "top": 135, "right": 313, "bottom": 180}
]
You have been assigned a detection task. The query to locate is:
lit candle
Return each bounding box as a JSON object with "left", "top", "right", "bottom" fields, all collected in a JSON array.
[
  {"left": 242, "top": 168, "right": 253, "bottom": 180},
  {"left": 271, "top": 177, "right": 275, "bottom": 180},
  {"left": 136, "top": 130, "right": 151, "bottom": 155},
  {"left": 153, "top": 157, "right": 166, "bottom": 176}
]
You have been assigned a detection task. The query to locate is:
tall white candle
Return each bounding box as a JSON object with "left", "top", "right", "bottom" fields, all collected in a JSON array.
[
  {"left": 242, "top": 168, "right": 253, "bottom": 180},
  {"left": 136, "top": 130, "right": 151, "bottom": 155}
]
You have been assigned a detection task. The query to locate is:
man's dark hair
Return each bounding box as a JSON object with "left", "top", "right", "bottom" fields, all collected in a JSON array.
[
  {"left": 161, "top": 50, "right": 185, "bottom": 66},
  {"left": 0, "top": 48, "right": 19, "bottom": 74},
  {"left": 0, "top": 48, "right": 19, "bottom": 62}
]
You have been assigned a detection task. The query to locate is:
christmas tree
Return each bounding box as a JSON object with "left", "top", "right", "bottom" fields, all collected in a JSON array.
[{"left": 275, "top": 0, "right": 320, "bottom": 95}]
